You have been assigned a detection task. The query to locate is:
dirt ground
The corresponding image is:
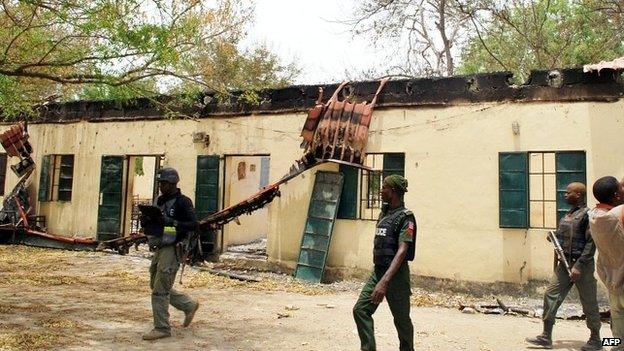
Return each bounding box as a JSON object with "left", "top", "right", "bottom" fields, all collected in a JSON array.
[{"left": 0, "top": 246, "right": 615, "bottom": 351}]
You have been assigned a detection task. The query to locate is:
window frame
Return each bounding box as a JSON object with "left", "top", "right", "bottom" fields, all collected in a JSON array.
[
  {"left": 337, "top": 152, "right": 406, "bottom": 221},
  {"left": 498, "top": 150, "right": 586, "bottom": 229},
  {"left": 39, "top": 154, "right": 75, "bottom": 202},
  {"left": 528, "top": 152, "right": 557, "bottom": 229}
]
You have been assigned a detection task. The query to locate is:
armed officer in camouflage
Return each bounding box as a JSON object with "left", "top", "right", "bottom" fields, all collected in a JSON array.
[
  {"left": 141, "top": 167, "right": 200, "bottom": 341},
  {"left": 525, "top": 182, "right": 602, "bottom": 350},
  {"left": 353, "top": 174, "right": 416, "bottom": 351}
]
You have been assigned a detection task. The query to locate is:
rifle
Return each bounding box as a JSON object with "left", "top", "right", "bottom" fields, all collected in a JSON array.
[
  {"left": 178, "top": 231, "right": 200, "bottom": 284},
  {"left": 547, "top": 230, "right": 572, "bottom": 275}
]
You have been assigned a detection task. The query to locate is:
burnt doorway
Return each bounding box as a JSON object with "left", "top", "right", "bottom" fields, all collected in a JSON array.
[
  {"left": 123, "top": 155, "right": 161, "bottom": 236},
  {"left": 222, "top": 155, "right": 270, "bottom": 253}
]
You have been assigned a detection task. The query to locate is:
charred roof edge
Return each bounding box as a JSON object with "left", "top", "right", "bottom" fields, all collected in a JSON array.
[{"left": 9, "top": 68, "right": 624, "bottom": 124}]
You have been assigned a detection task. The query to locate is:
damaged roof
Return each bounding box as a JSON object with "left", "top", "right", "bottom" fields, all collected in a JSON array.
[
  {"left": 584, "top": 57, "right": 624, "bottom": 73},
  {"left": 20, "top": 67, "right": 624, "bottom": 123}
]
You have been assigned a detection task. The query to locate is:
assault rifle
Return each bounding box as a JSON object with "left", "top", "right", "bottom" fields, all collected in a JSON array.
[
  {"left": 547, "top": 230, "right": 572, "bottom": 275},
  {"left": 179, "top": 230, "right": 201, "bottom": 284}
]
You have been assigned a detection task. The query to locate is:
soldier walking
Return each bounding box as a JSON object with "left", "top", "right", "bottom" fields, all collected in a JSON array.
[
  {"left": 526, "top": 182, "right": 602, "bottom": 350},
  {"left": 353, "top": 174, "right": 417, "bottom": 351}
]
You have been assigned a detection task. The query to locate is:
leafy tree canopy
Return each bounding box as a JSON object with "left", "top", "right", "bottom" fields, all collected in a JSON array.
[
  {"left": 458, "top": 0, "right": 624, "bottom": 82},
  {"left": 0, "top": 0, "right": 298, "bottom": 119}
]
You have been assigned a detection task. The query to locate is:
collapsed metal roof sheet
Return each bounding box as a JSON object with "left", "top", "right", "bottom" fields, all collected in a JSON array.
[{"left": 584, "top": 57, "right": 624, "bottom": 73}]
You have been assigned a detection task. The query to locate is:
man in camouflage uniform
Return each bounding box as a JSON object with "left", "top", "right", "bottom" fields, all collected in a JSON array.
[
  {"left": 353, "top": 174, "right": 417, "bottom": 351},
  {"left": 526, "top": 182, "right": 602, "bottom": 350}
]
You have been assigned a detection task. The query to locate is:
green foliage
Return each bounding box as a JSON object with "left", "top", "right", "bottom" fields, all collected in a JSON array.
[
  {"left": 0, "top": 0, "right": 298, "bottom": 119},
  {"left": 134, "top": 157, "right": 144, "bottom": 177},
  {"left": 79, "top": 80, "right": 159, "bottom": 101},
  {"left": 458, "top": 0, "right": 624, "bottom": 82},
  {"left": 0, "top": 75, "right": 32, "bottom": 119}
]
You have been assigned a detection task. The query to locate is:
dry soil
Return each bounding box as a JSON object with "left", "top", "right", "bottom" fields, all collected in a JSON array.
[{"left": 0, "top": 246, "right": 615, "bottom": 351}]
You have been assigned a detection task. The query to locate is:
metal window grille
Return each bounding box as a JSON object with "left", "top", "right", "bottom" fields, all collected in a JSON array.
[
  {"left": 46, "top": 154, "right": 74, "bottom": 202},
  {"left": 359, "top": 153, "right": 404, "bottom": 220},
  {"left": 529, "top": 152, "right": 557, "bottom": 229}
]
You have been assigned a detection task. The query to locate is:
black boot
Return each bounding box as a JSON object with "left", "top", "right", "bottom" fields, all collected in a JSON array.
[
  {"left": 525, "top": 321, "right": 554, "bottom": 349},
  {"left": 581, "top": 328, "right": 603, "bottom": 351}
]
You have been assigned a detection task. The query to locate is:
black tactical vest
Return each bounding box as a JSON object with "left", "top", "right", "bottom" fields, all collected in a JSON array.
[
  {"left": 146, "top": 197, "right": 177, "bottom": 248},
  {"left": 555, "top": 206, "right": 589, "bottom": 261},
  {"left": 373, "top": 205, "right": 416, "bottom": 267},
  {"left": 159, "top": 196, "right": 177, "bottom": 219}
]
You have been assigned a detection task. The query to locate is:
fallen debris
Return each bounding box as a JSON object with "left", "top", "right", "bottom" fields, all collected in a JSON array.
[
  {"left": 316, "top": 303, "right": 336, "bottom": 309},
  {"left": 195, "top": 267, "right": 262, "bottom": 282},
  {"left": 459, "top": 300, "right": 534, "bottom": 317},
  {"left": 461, "top": 307, "right": 477, "bottom": 314},
  {"left": 459, "top": 298, "right": 611, "bottom": 321},
  {"left": 495, "top": 298, "right": 534, "bottom": 316}
]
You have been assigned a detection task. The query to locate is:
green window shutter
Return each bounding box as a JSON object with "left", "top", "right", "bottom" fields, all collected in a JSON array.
[
  {"left": 58, "top": 155, "right": 74, "bottom": 202},
  {"left": 337, "top": 164, "right": 358, "bottom": 219},
  {"left": 38, "top": 155, "right": 51, "bottom": 202},
  {"left": 382, "top": 153, "right": 405, "bottom": 178},
  {"left": 499, "top": 152, "right": 528, "bottom": 228},
  {"left": 555, "top": 151, "right": 586, "bottom": 223},
  {"left": 196, "top": 155, "right": 220, "bottom": 219}
]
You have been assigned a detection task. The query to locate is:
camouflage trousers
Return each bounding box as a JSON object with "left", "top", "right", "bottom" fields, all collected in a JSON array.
[{"left": 149, "top": 245, "right": 196, "bottom": 332}]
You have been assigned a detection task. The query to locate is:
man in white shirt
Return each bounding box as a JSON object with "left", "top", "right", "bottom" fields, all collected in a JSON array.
[{"left": 589, "top": 176, "right": 624, "bottom": 350}]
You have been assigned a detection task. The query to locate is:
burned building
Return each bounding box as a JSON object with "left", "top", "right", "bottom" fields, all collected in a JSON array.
[{"left": 1, "top": 67, "right": 623, "bottom": 284}]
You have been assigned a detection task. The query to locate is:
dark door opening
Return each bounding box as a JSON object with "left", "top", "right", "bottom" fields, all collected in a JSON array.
[{"left": 96, "top": 155, "right": 162, "bottom": 240}]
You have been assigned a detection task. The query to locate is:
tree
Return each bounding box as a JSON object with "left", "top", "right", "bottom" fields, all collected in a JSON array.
[
  {"left": 0, "top": 0, "right": 298, "bottom": 119},
  {"left": 347, "top": 0, "right": 471, "bottom": 77},
  {"left": 458, "top": 0, "right": 624, "bottom": 82}
]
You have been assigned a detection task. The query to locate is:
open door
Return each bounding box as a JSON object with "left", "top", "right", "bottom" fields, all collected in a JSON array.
[
  {"left": 123, "top": 155, "right": 161, "bottom": 236},
  {"left": 195, "top": 155, "right": 220, "bottom": 258},
  {"left": 96, "top": 156, "right": 124, "bottom": 241},
  {"left": 222, "top": 155, "right": 270, "bottom": 250}
]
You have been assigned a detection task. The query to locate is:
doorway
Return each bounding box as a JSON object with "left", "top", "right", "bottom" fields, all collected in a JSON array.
[
  {"left": 123, "top": 156, "right": 160, "bottom": 236},
  {"left": 96, "top": 154, "right": 162, "bottom": 241},
  {"left": 222, "top": 155, "right": 270, "bottom": 252}
]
